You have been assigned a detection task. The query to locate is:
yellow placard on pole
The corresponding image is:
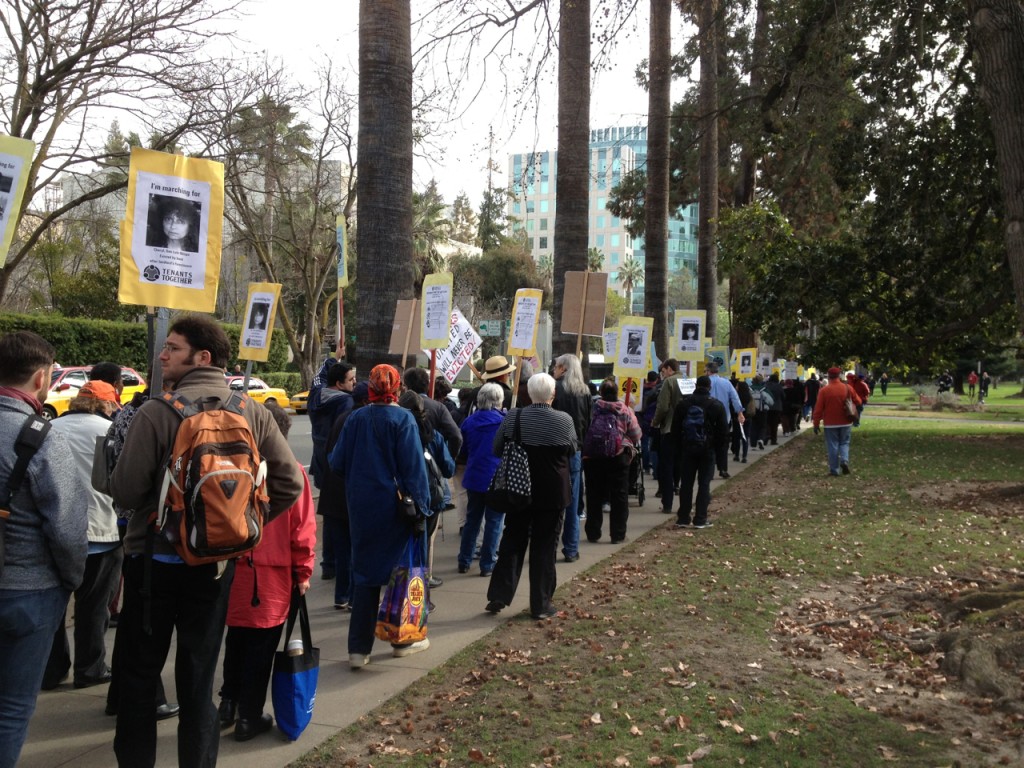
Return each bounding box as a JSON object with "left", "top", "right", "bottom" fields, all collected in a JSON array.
[
  {"left": 336, "top": 215, "right": 349, "bottom": 289},
  {"left": 421, "top": 272, "right": 454, "bottom": 350},
  {"left": 118, "top": 147, "right": 224, "bottom": 312},
  {"left": 612, "top": 316, "right": 654, "bottom": 380},
  {"left": 672, "top": 309, "right": 707, "bottom": 361},
  {"left": 736, "top": 348, "right": 757, "bottom": 377},
  {"left": 238, "top": 283, "right": 282, "bottom": 362},
  {"left": 506, "top": 288, "right": 544, "bottom": 357},
  {"left": 0, "top": 136, "right": 35, "bottom": 268},
  {"left": 616, "top": 376, "right": 643, "bottom": 412}
]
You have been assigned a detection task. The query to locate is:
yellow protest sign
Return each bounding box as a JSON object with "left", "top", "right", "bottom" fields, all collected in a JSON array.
[
  {"left": 0, "top": 136, "right": 34, "bottom": 268},
  {"left": 238, "top": 283, "right": 282, "bottom": 362},
  {"left": 421, "top": 272, "right": 454, "bottom": 350},
  {"left": 673, "top": 310, "right": 706, "bottom": 361},
  {"left": 506, "top": 288, "right": 543, "bottom": 357},
  {"left": 735, "top": 347, "right": 756, "bottom": 377},
  {"left": 118, "top": 147, "right": 224, "bottom": 312},
  {"left": 612, "top": 316, "right": 654, "bottom": 380},
  {"left": 336, "top": 215, "right": 349, "bottom": 289}
]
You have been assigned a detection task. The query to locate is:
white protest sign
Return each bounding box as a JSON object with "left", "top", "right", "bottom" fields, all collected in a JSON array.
[{"left": 423, "top": 307, "right": 483, "bottom": 384}]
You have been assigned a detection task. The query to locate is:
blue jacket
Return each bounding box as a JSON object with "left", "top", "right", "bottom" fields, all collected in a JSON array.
[
  {"left": 308, "top": 384, "right": 353, "bottom": 489},
  {"left": 459, "top": 408, "right": 505, "bottom": 493},
  {"left": 709, "top": 374, "right": 742, "bottom": 425},
  {"left": 329, "top": 404, "right": 430, "bottom": 586}
]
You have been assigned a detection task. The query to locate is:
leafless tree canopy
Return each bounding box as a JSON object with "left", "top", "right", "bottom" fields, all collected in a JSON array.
[{"left": 0, "top": 0, "right": 242, "bottom": 301}]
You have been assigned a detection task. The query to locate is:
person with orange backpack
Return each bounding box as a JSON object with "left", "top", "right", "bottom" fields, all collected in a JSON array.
[{"left": 109, "top": 315, "right": 303, "bottom": 768}]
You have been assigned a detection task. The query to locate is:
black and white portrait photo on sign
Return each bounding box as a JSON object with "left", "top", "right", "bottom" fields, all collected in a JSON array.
[
  {"left": 243, "top": 294, "right": 275, "bottom": 349},
  {"left": 247, "top": 301, "right": 270, "bottom": 331},
  {"left": 0, "top": 172, "right": 12, "bottom": 194},
  {"left": 617, "top": 323, "right": 649, "bottom": 371},
  {"left": 145, "top": 194, "right": 201, "bottom": 253},
  {"left": 741, "top": 353, "right": 752, "bottom": 370},
  {"left": 675, "top": 314, "right": 704, "bottom": 355}
]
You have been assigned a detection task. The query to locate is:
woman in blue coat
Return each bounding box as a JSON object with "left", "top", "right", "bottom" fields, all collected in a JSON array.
[{"left": 329, "top": 365, "right": 430, "bottom": 669}]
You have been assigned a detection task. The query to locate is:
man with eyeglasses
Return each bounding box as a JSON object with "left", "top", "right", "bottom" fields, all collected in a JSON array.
[{"left": 109, "top": 314, "right": 303, "bottom": 767}]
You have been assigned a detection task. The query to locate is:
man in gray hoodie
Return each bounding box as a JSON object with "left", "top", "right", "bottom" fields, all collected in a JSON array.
[{"left": 0, "top": 331, "right": 87, "bottom": 768}]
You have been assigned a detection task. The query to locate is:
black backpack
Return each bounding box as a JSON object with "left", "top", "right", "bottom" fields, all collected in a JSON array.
[{"left": 681, "top": 402, "right": 709, "bottom": 447}]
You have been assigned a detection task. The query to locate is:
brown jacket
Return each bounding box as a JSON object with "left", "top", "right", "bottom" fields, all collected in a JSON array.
[{"left": 110, "top": 366, "right": 304, "bottom": 557}]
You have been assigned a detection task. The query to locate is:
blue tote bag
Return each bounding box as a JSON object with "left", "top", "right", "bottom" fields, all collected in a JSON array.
[{"left": 272, "top": 590, "right": 319, "bottom": 741}]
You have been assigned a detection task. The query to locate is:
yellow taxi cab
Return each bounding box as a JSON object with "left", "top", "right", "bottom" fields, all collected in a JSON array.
[
  {"left": 43, "top": 365, "right": 147, "bottom": 420},
  {"left": 290, "top": 391, "right": 309, "bottom": 413},
  {"left": 225, "top": 376, "right": 289, "bottom": 407}
]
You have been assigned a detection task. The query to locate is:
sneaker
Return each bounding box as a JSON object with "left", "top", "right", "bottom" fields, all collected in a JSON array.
[
  {"left": 480, "top": 570, "right": 493, "bottom": 577},
  {"left": 601, "top": 502, "right": 611, "bottom": 513},
  {"left": 458, "top": 564, "right": 469, "bottom": 574},
  {"left": 392, "top": 638, "right": 430, "bottom": 658},
  {"left": 660, "top": 506, "right": 673, "bottom": 515},
  {"left": 334, "top": 601, "right": 350, "bottom": 610},
  {"left": 719, "top": 471, "right": 730, "bottom": 479},
  {"left": 741, "top": 457, "right": 747, "bottom": 463},
  {"left": 841, "top": 461, "right": 850, "bottom": 475},
  {"left": 674, "top": 520, "right": 691, "bottom": 529},
  {"left": 485, "top": 600, "right": 505, "bottom": 614},
  {"left": 757, "top": 440, "right": 765, "bottom": 450},
  {"left": 693, "top": 521, "right": 714, "bottom": 529},
  {"left": 563, "top": 553, "right": 579, "bottom": 563},
  {"left": 349, "top": 653, "right": 369, "bottom": 670},
  {"left": 428, "top": 576, "right": 444, "bottom": 588},
  {"left": 531, "top": 606, "right": 558, "bottom": 620}
]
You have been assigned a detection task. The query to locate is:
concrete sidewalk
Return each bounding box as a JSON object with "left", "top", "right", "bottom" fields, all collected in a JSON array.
[{"left": 19, "top": 435, "right": 793, "bottom": 768}]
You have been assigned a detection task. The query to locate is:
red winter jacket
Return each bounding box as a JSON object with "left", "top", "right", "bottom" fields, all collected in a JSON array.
[
  {"left": 812, "top": 379, "right": 862, "bottom": 429},
  {"left": 227, "top": 465, "right": 317, "bottom": 628}
]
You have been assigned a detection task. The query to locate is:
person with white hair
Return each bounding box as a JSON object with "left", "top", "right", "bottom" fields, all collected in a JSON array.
[
  {"left": 457, "top": 383, "right": 507, "bottom": 577},
  {"left": 485, "top": 373, "right": 577, "bottom": 620}
]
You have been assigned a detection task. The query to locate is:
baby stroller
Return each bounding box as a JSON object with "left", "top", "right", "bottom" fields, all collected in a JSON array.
[{"left": 628, "top": 444, "right": 645, "bottom": 506}]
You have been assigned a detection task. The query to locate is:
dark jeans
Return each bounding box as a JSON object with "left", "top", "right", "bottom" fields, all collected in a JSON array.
[
  {"left": 221, "top": 624, "right": 284, "bottom": 721},
  {"left": 325, "top": 516, "right": 352, "bottom": 605},
  {"left": 44, "top": 546, "right": 122, "bottom": 685},
  {"left": 0, "top": 586, "right": 69, "bottom": 768},
  {"left": 583, "top": 452, "right": 631, "bottom": 542},
  {"left": 766, "top": 411, "right": 781, "bottom": 444},
  {"left": 320, "top": 514, "right": 337, "bottom": 574},
  {"left": 657, "top": 431, "right": 677, "bottom": 512},
  {"left": 486, "top": 505, "right": 562, "bottom": 617},
  {"left": 348, "top": 584, "right": 383, "bottom": 656},
  {"left": 114, "top": 557, "right": 233, "bottom": 768},
  {"left": 459, "top": 489, "right": 503, "bottom": 573},
  {"left": 677, "top": 447, "right": 716, "bottom": 526},
  {"left": 730, "top": 419, "right": 748, "bottom": 461}
]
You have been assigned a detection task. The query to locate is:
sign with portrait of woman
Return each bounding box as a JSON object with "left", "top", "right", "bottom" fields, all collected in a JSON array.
[
  {"left": 239, "top": 282, "right": 282, "bottom": 362},
  {"left": 612, "top": 316, "right": 654, "bottom": 380},
  {"left": 0, "top": 135, "right": 34, "bottom": 268},
  {"left": 119, "top": 147, "right": 224, "bottom": 311},
  {"left": 673, "top": 310, "right": 706, "bottom": 361}
]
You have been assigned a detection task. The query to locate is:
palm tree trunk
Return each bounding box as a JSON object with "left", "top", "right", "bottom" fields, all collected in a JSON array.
[
  {"left": 645, "top": 0, "right": 672, "bottom": 359},
  {"left": 357, "top": 0, "right": 415, "bottom": 366},
  {"left": 553, "top": 0, "right": 591, "bottom": 358},
  {"left": 697, "top": 0, "right": 719, "bottom": 341}
]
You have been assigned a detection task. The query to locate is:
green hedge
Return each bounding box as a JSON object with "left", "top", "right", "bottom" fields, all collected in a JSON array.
[{"left": 0, "top": 312, "right": 290, "bottom": 377}]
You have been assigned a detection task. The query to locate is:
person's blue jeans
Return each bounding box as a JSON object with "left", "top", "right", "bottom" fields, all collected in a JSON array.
[
  {"left": 460, "top": 490, "right": 504, "bottom": 573},
  {"left": 561, "top": 451, "right": 582, "bottom": 558},
  {"left": 0, "top": 585, "right": 71, "bottom": 768},
  {"left": 824, "top": 426, "right": 852, "bottom": 474},
  {"left": 327, "top": 516, "right": 353, "bottom": 606}
]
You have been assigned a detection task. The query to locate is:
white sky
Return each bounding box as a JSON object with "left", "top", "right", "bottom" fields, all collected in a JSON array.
[{"left": 236, "top": 0, "right": 691, "bottom": 206}]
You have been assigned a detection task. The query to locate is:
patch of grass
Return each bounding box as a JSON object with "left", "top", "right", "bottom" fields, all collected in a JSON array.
[{"left": 296, "top": 420, "right": 1024, "bottom": 768}]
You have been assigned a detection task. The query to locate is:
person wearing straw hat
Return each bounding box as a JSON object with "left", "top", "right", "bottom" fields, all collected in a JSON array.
[{"left": 460, "top": 356, "right": 516, "bottom": 419}]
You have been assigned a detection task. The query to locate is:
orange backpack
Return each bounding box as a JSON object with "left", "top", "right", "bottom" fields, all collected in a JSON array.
[{"left": 154, "top": 391, "right": 269, "bottom": 566}]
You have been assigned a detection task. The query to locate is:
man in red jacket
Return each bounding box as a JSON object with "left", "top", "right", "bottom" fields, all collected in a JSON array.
[{"left": 812, "top": 367, "right": 862, "bottom": 476}]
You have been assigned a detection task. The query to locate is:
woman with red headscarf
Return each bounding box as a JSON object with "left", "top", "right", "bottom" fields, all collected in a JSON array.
[{"left": 329, "top": 365, "right": 431, "bottom": 669}]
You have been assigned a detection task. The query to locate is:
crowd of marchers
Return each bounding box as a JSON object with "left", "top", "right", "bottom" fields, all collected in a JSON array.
[{"left": 0, "top": 321, "right": 880, "bottom": 768}]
